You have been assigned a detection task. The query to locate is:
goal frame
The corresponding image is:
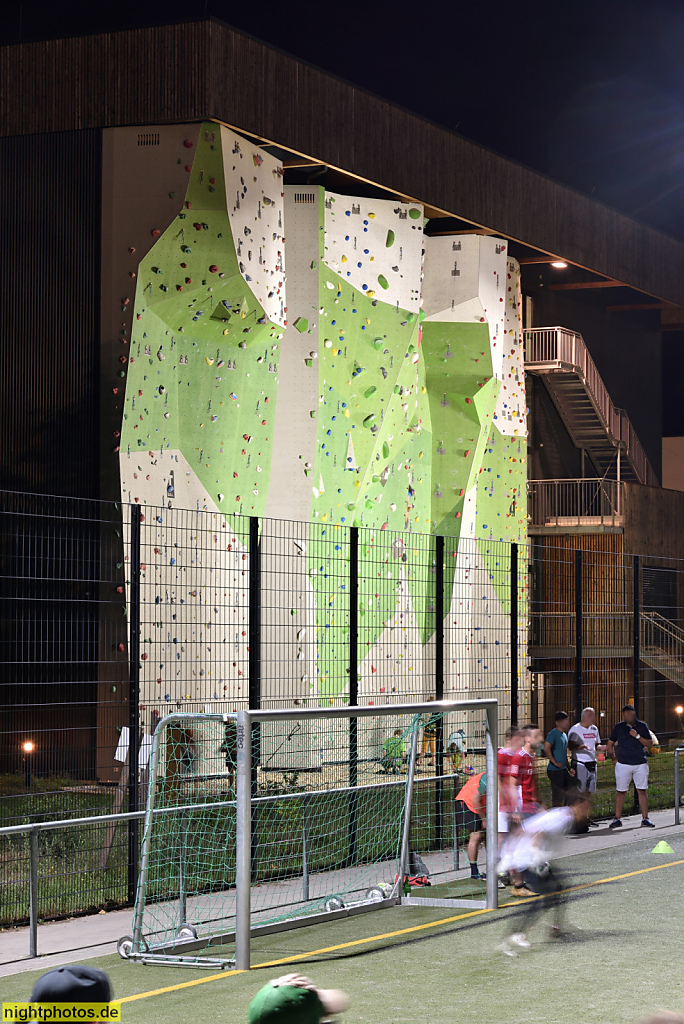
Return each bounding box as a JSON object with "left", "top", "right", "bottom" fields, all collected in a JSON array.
[{"left": 125, "top": 698, "right": 498, "bottom": 969}]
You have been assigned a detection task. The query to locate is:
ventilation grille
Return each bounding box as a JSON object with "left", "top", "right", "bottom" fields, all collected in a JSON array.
[
  {"left": 294, "top": 192, "right": 316, "bottom": 203},
  {"left": 137, "top": 133, "right": 160, "bottom": 146}
]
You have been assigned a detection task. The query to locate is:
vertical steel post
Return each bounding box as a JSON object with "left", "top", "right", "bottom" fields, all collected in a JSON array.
[
  {"left": 485, "top": 704, "right": 499, "bottom": 910},
  {"left": 434, "top": 535, "right": 445, "bottom": 848},
  {"left": 127, "top": 503, "right": 142, "bottom": 907},
  {"left": 397, "top": 726, "right": 419, "bottom": 897},
  {"left": 633, "top": 554, "right": 641, "bottom": 719},
  {"left": 574, "top": 550, "right": 583, "bottom": 724},
  {"left": 131, "top": 715, "right": 164, "bottom": 952},
  {"left": 675, "top": 748, "right": 681, "bottom": 827},
  {"left": 29, "top": 828, "right": 38, "bottom": 958},
  {"left": 302, "top": 794, "right": 310, "bottom": 902},
  {"left": 178, "top": 809, "right": 188, "bottom": 926},
  {"left": 248, "top": 517, "right": 261, "bottom": 878},
  {"left": 510, "top": 543, "right": 519, "bottom": 727},
  {"left": 452, "top": 797, "right": 459, "bottom": 872},
  {"left": 348, "top": 526, "right": 359, "bottom": 865},
  {"left": 235, "top": 710, "right": 252, "bottom": 971}
]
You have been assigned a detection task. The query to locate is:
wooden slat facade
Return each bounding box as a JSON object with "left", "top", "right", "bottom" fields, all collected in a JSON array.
[{"left": 2, "top": 19, "right": 684, "bottom": 304}]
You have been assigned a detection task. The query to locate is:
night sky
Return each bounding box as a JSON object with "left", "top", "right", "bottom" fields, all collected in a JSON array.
[{"left": 5, "top": 0, "right": 684, "bottom": 241}]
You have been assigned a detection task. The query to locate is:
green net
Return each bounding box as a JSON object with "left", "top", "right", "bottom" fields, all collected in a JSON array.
[{"left": 126, "top": 703, "right": 493, "bottom": 966}]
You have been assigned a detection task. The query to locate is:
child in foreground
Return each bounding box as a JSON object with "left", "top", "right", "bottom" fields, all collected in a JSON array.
[{"left": 248, "top": 974, "right": 350, "bottom": 1023}]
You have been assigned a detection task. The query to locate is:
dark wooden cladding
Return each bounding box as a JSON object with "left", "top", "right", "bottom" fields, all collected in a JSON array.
[
  {"left": 2, "top": 19, "right": 684, "bottom": 304},
  {"left": 0, "top": 130, "right": 101, "bottom": 496}
]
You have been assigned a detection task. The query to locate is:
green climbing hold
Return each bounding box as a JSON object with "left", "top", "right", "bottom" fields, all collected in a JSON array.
[
  {"left": 382, "top": 441, "right": 390, "bottom": 459},
  {"left": 364, "top": 386, "right": 377, "bottom": 398},
  {"left": 408, "top": 208, "right": 421, "bottom": 220},
  {"left": 363, "top": 413, "right": 376, "bottom": 428},
  {"left": 377, "top": 275, "right": 389, "bottom": 290},
  {"left": 386, "top": 229, "right": 395, "bottom": 247},
  {"left": 372, "top": 338, "right": 384, "bottom": 350},
  {"left": 294, "top": 317, "right": 309, "bottom": 333},
  {"left": 407, "top": 313, "right": 416, "bottom": 323}
]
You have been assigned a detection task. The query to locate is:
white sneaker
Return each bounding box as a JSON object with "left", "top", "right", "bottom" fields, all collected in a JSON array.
[
  {"left": 509, "top": 932, "right": 531, "bottom": 949},
  {"left": 497, "top": 939, "right": 518, "bottom": 958}
]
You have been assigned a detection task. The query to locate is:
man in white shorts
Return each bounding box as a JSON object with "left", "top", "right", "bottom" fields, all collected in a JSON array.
[
  {"left": 606, "top": 704, "right": 654, "bottom": 829},
  {"left": 568, "top": 708, "right": 605, "bottom": 815}
]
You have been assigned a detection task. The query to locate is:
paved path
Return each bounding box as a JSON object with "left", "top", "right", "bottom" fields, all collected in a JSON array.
[{"left": 2, "top": 806, "right": 681, "bottom": 977}]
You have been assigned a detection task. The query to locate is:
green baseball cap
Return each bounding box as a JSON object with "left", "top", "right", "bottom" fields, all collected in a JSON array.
[{"left": 248, "top": 974, "right": 349, "bottom": 1024}]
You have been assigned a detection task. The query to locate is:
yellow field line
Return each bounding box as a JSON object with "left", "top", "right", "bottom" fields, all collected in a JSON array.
[{"left": 120, "top": 856, "right": 684, "bottom": 1004}]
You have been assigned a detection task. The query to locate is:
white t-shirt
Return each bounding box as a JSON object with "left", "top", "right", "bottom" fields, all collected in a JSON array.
[
  {"left": 498, "top": 807, "right": 574, "bottom": 873},
  {"left": 568, "top": 723, "right": 600, "bottom": 763}
]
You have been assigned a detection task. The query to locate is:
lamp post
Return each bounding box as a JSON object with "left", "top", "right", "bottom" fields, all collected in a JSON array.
[
  {"left": 676, "top": 706, "right": 684, "bottom": 739},
  {"left": 22, "top": 741, "right": 34, "bottom": 789}
]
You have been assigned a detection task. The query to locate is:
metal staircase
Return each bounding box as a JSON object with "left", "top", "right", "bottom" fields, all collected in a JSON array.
[
  {"left": 524, "top": 327, "right": 658, "bottom": 487},
  {"left": 641, "top": 612, "right": 684, "bottom": 688}
]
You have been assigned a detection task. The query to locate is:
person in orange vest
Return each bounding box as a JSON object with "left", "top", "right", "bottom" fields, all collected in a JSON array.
[{"left": 455, "top": 771, "right": 487, "bottom": 880}]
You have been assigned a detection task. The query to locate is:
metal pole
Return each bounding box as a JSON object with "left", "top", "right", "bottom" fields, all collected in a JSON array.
[
  {"left": 452, "top": 796, "right": 459, "bottom": 872},
  {"left": 633, "top": 554, "right": 641, "bottom": 719},
  {"left": 179, "top": 809, "right": 188, "bottom": 926},
  {"left": 485, "top": 704, "right": 499, "bottom": 910},
  {"left": 302, "top": 794, "right": 310, "bottom": 902},
  {"left": 131, "top": 719, "right": 164, "bottom": 953},
  {"left": 675, "top": 748, "right": 681, "bottom": 827},
  {"left": 128, "top": 503, "right": 142, "bottom": 907},
  {"left": 235, "top": 710, "right": 252, "bottom": 971},
  {"left": 575, "top": 549, "right": 583, "bottom": 723},
  {"left": 510, "top": 542, "right": 519, "bottom": 728},
  {"left": 397, "top": 725, "right": 419, "bottom": 897},
  {"left": 434, "top": 535, "right": 445, "bottom": 848},
  {"left": 248, "top": 517, "right": 261, "bottom": 879},
  {"left": 29, "top": 828, "right": 38, "bottom": 958},
  {"left": 348, "top": 526, "right": 359, "bottom": 865}
]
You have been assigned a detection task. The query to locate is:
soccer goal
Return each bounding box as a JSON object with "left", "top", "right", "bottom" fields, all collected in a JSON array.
[{"left": 117, "top": 699, "right": 498, "bottom": 969}]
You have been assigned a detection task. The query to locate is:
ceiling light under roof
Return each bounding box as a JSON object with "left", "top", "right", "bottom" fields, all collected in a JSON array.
[{"left": 550, "top": 261, "right": 568, "bottom": 269}]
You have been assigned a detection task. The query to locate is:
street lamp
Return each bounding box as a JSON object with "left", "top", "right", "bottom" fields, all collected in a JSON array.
[
  {"left": 676, "top": 706, "right": 684, "bottom": 736},
  {"left": 22, "top": 741, "right": 34, "bottom": 788}
]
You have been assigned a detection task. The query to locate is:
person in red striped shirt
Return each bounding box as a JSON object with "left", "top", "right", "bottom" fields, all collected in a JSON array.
[{"left": 511, "top": 725, "right": 544, "bottom": 816}]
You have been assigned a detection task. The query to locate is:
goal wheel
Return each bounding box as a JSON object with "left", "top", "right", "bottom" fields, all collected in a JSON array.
[
  {"left": 176, "top": 924, "right": 198, "bottom": 940},
  {"left": 325, "top": 897, "right": 345, "bottom": 912},
  {"left": 364, "top": 886, "right": 387, "bottom": 901},
  {"left": 117, "top": 935, "right": 133, "bottom": 959}
]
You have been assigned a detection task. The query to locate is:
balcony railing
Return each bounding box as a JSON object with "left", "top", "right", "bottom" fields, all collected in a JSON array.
[
  {"left": 528, "top": 478, "right": 623, "bottom": 529},
  {"left": 525, "top": 327, "right": 658, "bottom": 487}
]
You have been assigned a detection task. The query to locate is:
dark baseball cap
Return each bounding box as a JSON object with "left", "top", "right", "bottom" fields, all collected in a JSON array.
[{"left": 30, "top": 965, "right": 112, "bottom": 1003}]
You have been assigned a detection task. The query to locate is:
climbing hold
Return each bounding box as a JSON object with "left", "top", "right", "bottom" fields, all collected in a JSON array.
[{"left": 386, "top": 229, "right": 395, "bottom": 247}]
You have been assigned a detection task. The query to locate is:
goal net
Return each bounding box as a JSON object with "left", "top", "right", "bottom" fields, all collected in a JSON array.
[{"left": 119, "top": 699, "right": 497, "bottom": 968}]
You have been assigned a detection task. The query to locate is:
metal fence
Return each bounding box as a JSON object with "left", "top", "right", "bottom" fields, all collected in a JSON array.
[{"left": 2, "top": 489, "right": 684, "bottom": 931}]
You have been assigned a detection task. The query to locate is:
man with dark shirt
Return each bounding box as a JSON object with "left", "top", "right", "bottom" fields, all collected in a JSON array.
[{"left": 607, "top": 704, "right": 654, "bottom": 829}]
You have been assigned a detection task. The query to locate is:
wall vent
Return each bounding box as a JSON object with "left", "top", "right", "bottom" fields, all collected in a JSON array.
[
  {"left": 294, "top": 192, "right": 316, "bottom": 203},
  {"left": 137, "top": 133, "right": 160, "bottom": 146}
]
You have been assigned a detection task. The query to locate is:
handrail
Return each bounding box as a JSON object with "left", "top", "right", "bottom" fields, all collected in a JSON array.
[
  {"left": 528, "top": 478, "right": 623, "bottom": 527},
  {"left": 524, "top": 327, "right": 658, "bottom": 487}
]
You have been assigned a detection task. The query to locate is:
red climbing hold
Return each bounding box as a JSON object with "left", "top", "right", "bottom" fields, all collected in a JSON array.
[
  {"left": 209, "top": 265, "right": 220, "bottom": 273},
  {"left": 183, "top": 139, "right": 193, "bottom": 148},
  {"left": 151, "top": 228, "right": 161, "bottom": 237}
]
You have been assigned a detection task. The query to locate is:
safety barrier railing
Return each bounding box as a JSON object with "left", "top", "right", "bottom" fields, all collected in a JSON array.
[{"left": 528, "top": 478, "right": 623, "bottom": 528}]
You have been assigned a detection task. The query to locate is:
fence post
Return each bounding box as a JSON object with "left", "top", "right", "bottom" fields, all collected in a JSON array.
[
  {"left": 510, "top": 542, "right": 519, "bottom": 728},
  {"left": 235, "top": 710, "right": 252, "bottom": 971},
  {"left": 29, "top": 828, "right": 38, "bottom": 958},
  {"left": 348, "top": 526, "right": 359, "bottom": 865},
  {"left": 248, "top": 517, "right": 261, "bottom": 878},
  {"left": 434, "top": 535, "right": 445, "bottom": 848},
  {"left": 485, "top": 704, "right": 499, "bottom": 910},
  {"left": 574, "top": 549, "right": 583, "bottom": 723},
  {"left": 127, "top": 503, "right": 142, "bottom": 907},
  {"left": 633, "top": 554, "right": 641, "bottom": 719},
  {"left": 675, "top": 748, "right": 681, "bottom": 827},
  {"left": 397, "top": 727, "right": 419, "bottom": 899}
]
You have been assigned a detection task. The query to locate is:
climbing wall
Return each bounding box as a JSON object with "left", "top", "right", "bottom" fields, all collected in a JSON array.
[{"left": 114, "top": 125, "right": 528, "bottom": 722}]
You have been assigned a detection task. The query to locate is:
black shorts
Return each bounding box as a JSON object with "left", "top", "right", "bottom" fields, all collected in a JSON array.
[{"left": 454, "top": 800, "right": 483, "bottom": 833}]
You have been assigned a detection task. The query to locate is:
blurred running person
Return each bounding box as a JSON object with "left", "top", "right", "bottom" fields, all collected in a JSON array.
[
  {"left": 508, "top": 725, "right": 544, "bottom": 897},
  {"left": 511, "top": 726, "right": 544, "bottom": 817},
  {"left": 568, "top": 707, "right": 604, "bottom": 825},
  {"left": 497, "top": 791, "right": 591, "bottom": 956},
  {"left": 544, "top": 711, "right": 574, "bottom": 807},
  {"left": 607, "top": 704, "right": 654, "bottom": 828}
]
